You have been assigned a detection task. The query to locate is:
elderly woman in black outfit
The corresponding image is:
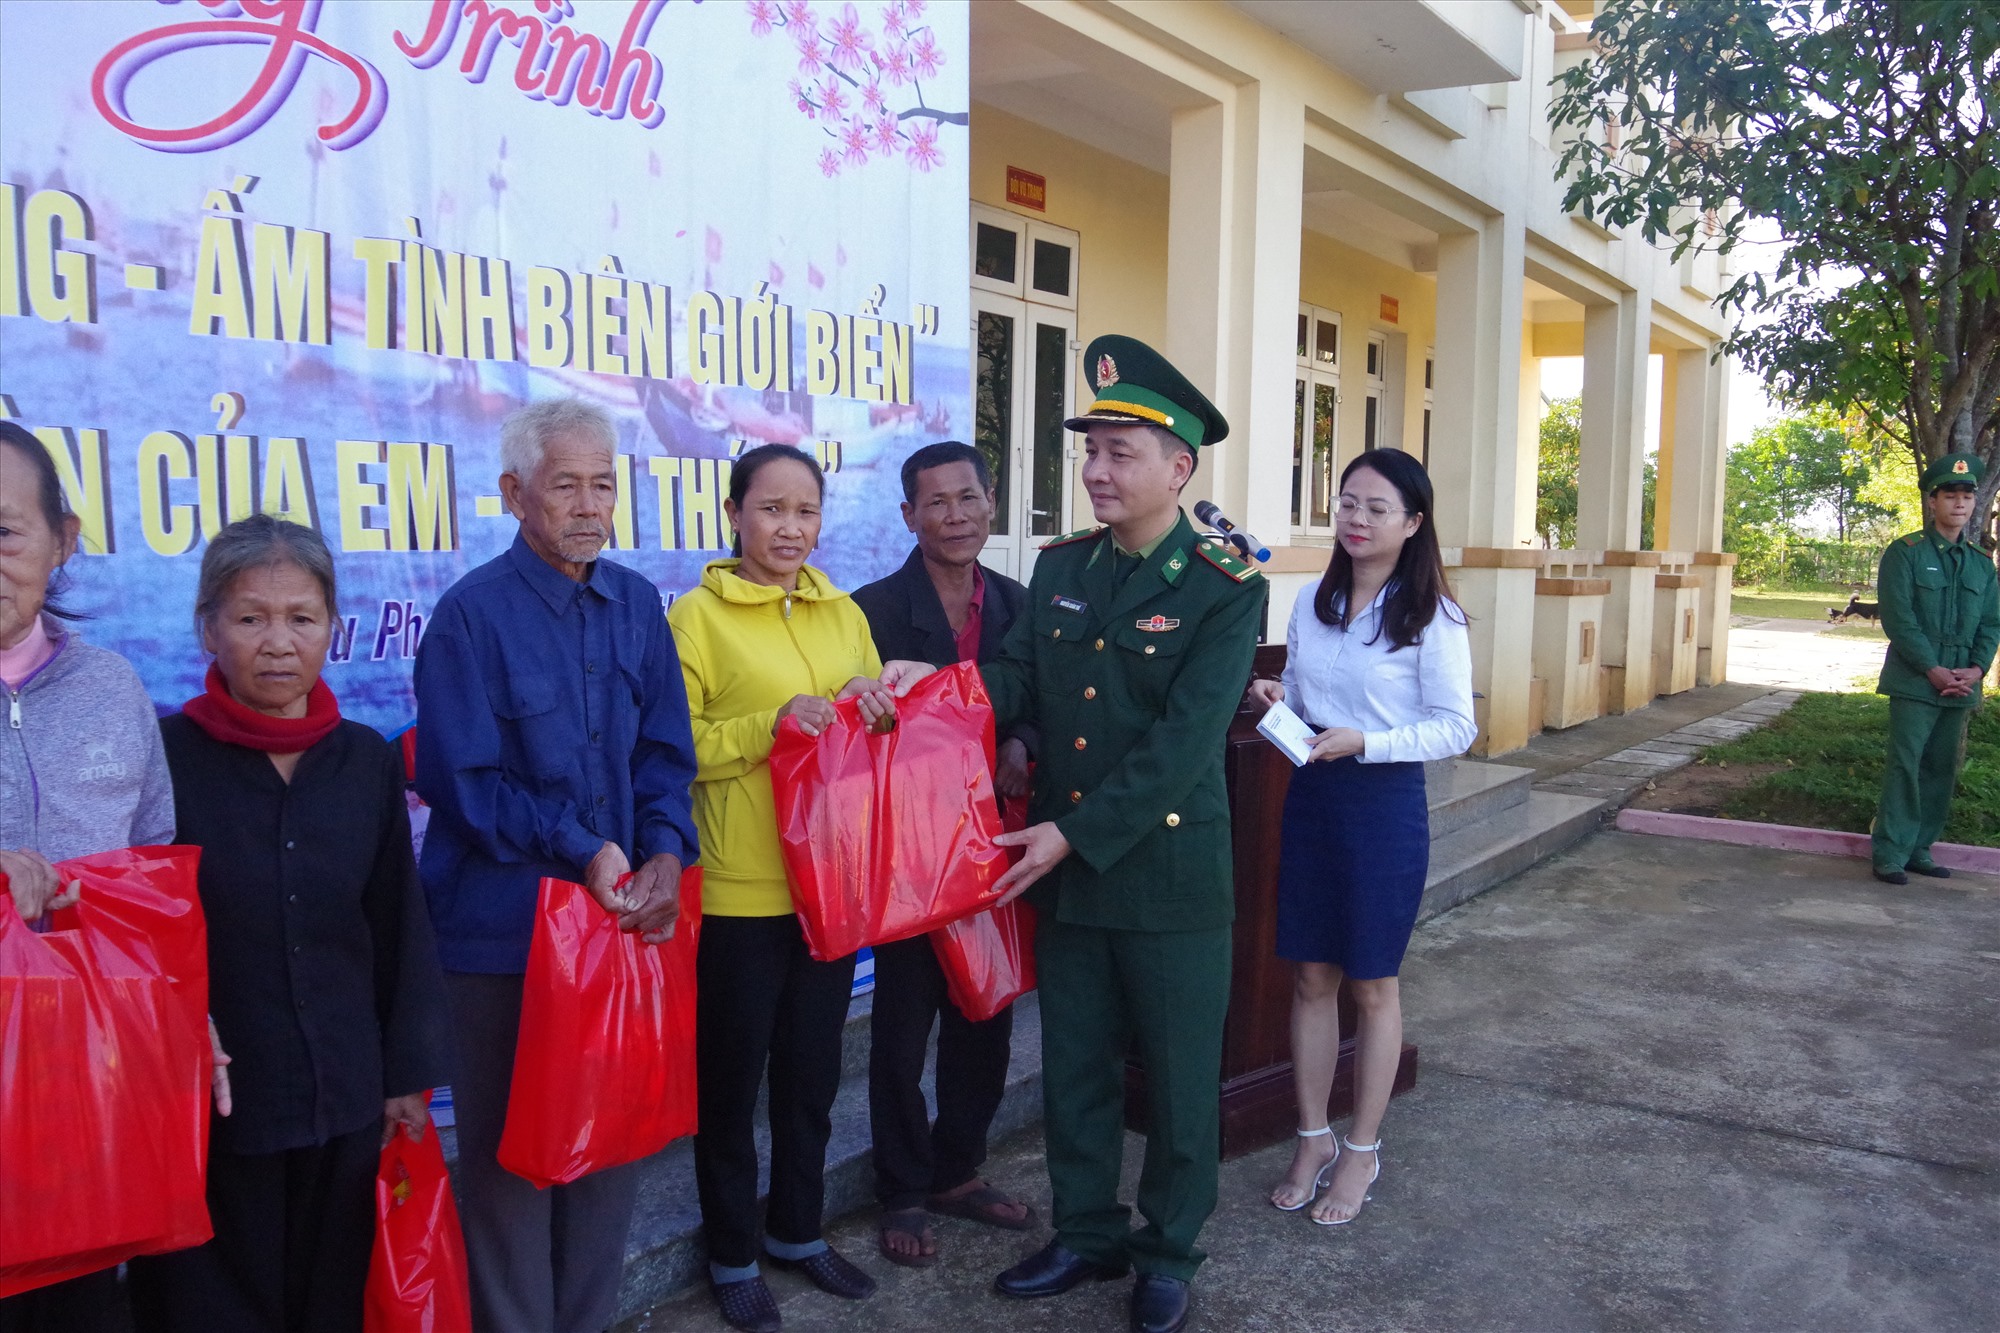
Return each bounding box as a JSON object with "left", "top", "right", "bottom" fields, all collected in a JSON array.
[{"left": 128, "top": 516, "right": 451, "bottom": 1333}]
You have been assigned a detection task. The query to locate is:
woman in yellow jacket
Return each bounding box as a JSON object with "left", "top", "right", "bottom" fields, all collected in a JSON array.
[{"left": 669, "top": 443, "right": 930, "bottom": 1333}]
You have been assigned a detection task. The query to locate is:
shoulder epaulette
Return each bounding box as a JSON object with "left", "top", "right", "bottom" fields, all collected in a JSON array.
[
  {"left": 1195, "top": 537, "right": 1262, "bottom": 583},
  {"left": 1041, "top": 526, "right": 1104, "bottom": 550},
  {"left": 1901, "top": 532, "right": 1926, "bottom": 547}
]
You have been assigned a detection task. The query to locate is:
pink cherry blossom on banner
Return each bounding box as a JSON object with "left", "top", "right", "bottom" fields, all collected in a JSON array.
[
  {"left": 873, "top": 115, "right": 901, "bottom": 153},
  {"left": 746, "top": 0, "right": 777, "bottom": 37},
  {"left": 861, "top": 79, "right": 886, "bottom": 114},
  {"left": 905, "top": 0, "right": 926, "bottom": 16},
  {"left": 818, "top": 147, "right": 842, "bottom": 178},
  {"left": 878, "top": 42, "right": 911, "bottom": 86},
  {"left": 842, "top": 114, "right": 873, "bottom": 166},
  {"left": 797, "top": 39, "right": 825, "bottom": 77},
  {"left": 827, "top": 4, "right": 873, "bottom": 74},
  {"left": 910, "top": 29, "right": 943, "bottom": 79},
  {"left": 788, "top": 77, "right": 816, "bottom": 118},
  {"left": 905, "top": 118, "right": 942, "bottom": 172},
  {"left": 884, "top": 1, "right": 906, "bottom": 38},
  {"left": 783, "top": 1, "right": 816, "bottom": 27},
  {"left": 818, "top": 77, "right": 848, "bottom": 119}
]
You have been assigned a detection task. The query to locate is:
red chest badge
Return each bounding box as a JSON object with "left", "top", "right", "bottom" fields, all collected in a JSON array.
[{"left": 1136, "top": 614, "right": 1181, "bottom": 632}]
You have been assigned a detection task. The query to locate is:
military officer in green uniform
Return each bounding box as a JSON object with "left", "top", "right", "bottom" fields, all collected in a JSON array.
[
  {"left": 1871, "top": 451, "right": 2000, "bottom": 884},
  {"left": 979, "top": 336, "right": 1264, "bottom": 1333}
]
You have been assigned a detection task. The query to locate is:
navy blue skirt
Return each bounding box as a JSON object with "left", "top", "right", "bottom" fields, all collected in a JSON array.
[{"left": 1275, "top": 756, "right": 1428, "bottom": 979}]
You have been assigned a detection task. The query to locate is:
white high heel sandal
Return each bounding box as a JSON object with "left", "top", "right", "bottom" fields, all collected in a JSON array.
[
  {"left": 1311, "top": 1136, "right": 1381, "bottom": 1226},
  {"left": 1271, "top": 1126, "right": 1336, "bottom": 1212}
]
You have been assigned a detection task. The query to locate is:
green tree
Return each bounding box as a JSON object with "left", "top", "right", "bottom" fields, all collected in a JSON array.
[
  {"left": 1726, "top": 409, "right": 1891, "bottom": 539},
  {"left": 1549, "top": 0, "right": 2000, "bottom": 531},
  {"left": 1536, "top": 395, "right": 1581, "bottom": 547}
]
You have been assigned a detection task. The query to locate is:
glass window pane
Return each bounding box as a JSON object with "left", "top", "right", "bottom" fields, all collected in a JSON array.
[
  {"left": 1315, "top": 319, "right": 1338, "bottom": 365},
  {"left": 1425, "top": 357, "right": 1434, "bottom": 390},
  {"left": 1291, "top": 378, "right": 1306, "bottom": 526},
  {"left": 975, "top": 311, "right": 1014, "bottom": 535},
  {"left": 1296, "top": 314, "right": 1309, "bottom": 361},
  {"left": 1366, "top": 339, "right": 1381, "bottom": 377},
  {"left": 1031, "top": 239, "right": 1071, "bottom": 297},
  {"left": 1311, "top": 383, "right": 1336, "bottom": 527},
  {"left": 975, "top": 224, "right": 1017, "bottom": 284},
  {"left": 1364, "top": 393, "right": 1380, "bottom": 450},
  {"left": 1422, "top": 407, "right": 1431, "bottom": 466},
  {"left": 1030, "top": 323, "right": 1068, "bottom": 536}
]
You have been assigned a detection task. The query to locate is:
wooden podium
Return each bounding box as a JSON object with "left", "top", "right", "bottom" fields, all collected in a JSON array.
[{"left": 1124, "top": 643, "right": 1418, "bottom": 1159}]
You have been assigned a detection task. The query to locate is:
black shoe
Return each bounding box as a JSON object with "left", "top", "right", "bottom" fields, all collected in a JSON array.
[
  {"left": 711, "top": 1276, "right": 782, "bottom": 1333},
  {"left": 766, "top": 1245, "right": 876, "bottom": 1300},
  {"left": 993, "top": 1241, "right": 1129, "bottom": 1298},
  {"left": 1872, "top": 866, "right": 1909, "bottom": 885},
  {"left": 1907, "top": 861, "right": 1952, "bottom": 878},
  {"left": 1131, "top": 1274, "right": 1191, "bottom": 1333}
]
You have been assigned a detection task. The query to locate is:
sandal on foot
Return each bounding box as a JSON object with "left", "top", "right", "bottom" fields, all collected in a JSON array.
[
  {"left": 1271, "top": 1126, "right": 1336, "bottom": 1212},
  {"left": 710, "top": 1275, "right": 782, "bottom": 1333},
  {"left": 1311, "top": 1136, "right": 1381, "bottom": 1227},
  {"left": 877, "top": 1208, "right": 939, "bottom": 1268},
  {"left": 926, "top": 1182, "right": 1036, "bottom": 1231}
]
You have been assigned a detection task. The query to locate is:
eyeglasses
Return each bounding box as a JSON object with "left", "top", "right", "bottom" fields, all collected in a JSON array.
[{"left": 1336, "top": 497, "right": 1409, "bottom": 525}]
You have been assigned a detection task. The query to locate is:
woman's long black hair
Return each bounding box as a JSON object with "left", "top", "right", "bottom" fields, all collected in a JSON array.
[
  {"left": 727, "top": 443, "right": 824, "bottom": 557},
  {"left": 1313, "top": 449, "right": 1462, "bottom": 649}
]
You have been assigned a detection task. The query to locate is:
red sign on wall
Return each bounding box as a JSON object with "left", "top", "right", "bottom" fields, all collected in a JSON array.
[
  {"left": 1006, "top": 166, "right": 1047, "bottom": 212},
  {"left": 1379, "top": 294, "right": 1400, "bottom": 324}
]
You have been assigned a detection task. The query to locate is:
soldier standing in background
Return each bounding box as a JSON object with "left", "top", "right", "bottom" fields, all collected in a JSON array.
[{"left": 1870, "top": 452, "right": 2000, "bottom": 885}]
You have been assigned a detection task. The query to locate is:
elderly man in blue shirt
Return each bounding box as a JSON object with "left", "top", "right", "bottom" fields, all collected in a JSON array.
[{"left": 414, "top": 396, "right": 699, "bottom": 1333}]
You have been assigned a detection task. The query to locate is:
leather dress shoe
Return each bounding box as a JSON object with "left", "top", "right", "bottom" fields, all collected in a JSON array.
[
  {"left": 766, "top": 1245, "right": 877, "bottom": 1299},
  {"left": 1130, "top": 1274, "right": 1191, "bottom": 1333},
  {"left": 1907, "top": 860, "right": 1952, "bottom": 878},
  {"left": 1872, "top": 866, "right": 1908, "bottom": 885},
  {"left": 993, "top": 1241, "right": 1129, "bottom": 1298},
  {"left": 710, "top": 1275, "right": 782, "bottom": 1333}
]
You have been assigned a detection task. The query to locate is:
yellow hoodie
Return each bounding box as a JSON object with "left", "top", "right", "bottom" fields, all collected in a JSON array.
[{"left": 667, "top": 560, "right": 883, "bottom": 917}]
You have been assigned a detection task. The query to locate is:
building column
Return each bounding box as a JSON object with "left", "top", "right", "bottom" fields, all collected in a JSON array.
[
  {"left": 1165, "top": 79, "right": 1303, "bottom": 544},
  {"left": 1668, "top": 345, "right": 1734, "bottom": 683},
  {"left": 1433, "top": 213, "right": 1536, "bottom": 755},
  {"left": 1576, "top": 278, "right": 1655, "bottom": 712}
]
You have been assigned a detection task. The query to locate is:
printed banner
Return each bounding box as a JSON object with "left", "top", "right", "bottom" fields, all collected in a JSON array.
[{"left": 0, "top": 0, "right": 971, "bottom": 730}]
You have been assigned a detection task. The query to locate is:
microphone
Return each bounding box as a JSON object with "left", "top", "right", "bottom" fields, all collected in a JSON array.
[{"left": 1193, "top": 500, "right": 1271, "bottom": 562}]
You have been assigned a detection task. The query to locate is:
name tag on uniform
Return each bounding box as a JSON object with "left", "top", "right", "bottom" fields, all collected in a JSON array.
[
  {"left": 1136, "top": 615, "right": 1181, "bottom": 632},
  {"left": 1052, "top": 595, "right": 1087, "bottom": 614}
]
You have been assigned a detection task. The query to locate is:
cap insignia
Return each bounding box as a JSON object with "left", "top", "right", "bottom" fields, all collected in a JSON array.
[
  {"left": 1096, "top": 353, "right": 1119, "bottom": 388},
  {"left": 1953, "top": 458, "right": 1970, "bottom": 474}
]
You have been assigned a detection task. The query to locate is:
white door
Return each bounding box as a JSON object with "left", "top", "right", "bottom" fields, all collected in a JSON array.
[{"left": 972, "top": 206, "right": 1078, "bottom": 583}]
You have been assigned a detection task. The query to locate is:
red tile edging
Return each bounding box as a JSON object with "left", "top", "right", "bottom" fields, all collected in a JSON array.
[{"left": 1613, "top": 808, "right": 2000, "bottom": 876}]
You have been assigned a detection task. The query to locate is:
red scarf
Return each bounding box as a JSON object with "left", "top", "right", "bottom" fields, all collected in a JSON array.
[{"left": 180, "top": 663, "right": 342, "bottom": 753}]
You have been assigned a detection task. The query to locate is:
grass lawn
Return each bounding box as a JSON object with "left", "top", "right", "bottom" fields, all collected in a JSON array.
[
  {"left": 1696, "top": 692, "right": 2000, "bottom": 847},
  {"left": 1730, "top": 584, "right": 1868, "bottom": 622}
]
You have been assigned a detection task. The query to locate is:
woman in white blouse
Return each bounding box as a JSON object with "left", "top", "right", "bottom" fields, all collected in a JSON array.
[{"left": 1248, "top": 448, "right": 1475, "bottom": 1227}]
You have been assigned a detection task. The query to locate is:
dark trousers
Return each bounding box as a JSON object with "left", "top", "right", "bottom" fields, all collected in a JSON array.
[
  {"left": 0, "top": 1270, "right": 122, "bottom": 1333},
  {"left": 694, "top": 915, "right": 856, "bottom": 1268},
  {"left": 1036, "top": 918, "right": 1231, "bottom": 1283},
  {"left": 126, "top": 1122, "right": 378, "bottom": 1333},
  {"left": 444, "top": 971, "right": 639, "bottom": 1333},
  {"left": 867, "top": 934, "right": 1014, "bottom": 1211},
  {"left": 1872, "top": 696, "right": 1972, "bottom": 869}
]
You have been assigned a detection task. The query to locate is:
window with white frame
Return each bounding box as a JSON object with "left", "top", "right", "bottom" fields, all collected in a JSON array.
[
  {"left": 1362, "top": 333, "right": 1388, "bottom": 451},
  {"left": 1292, "top": 304, "right": 1343, "bottom": 535},
  {"left": 1421, "top": 348, "right": 1434, "bottom": 466}
]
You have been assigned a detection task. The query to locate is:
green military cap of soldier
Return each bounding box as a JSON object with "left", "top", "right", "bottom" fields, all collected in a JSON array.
[
  {"left": 1064, "top": 335, "right": 1229, "bottom": 452},
  {"left": 1922, "top": 452, "right": 1984, "bottom": 492}
]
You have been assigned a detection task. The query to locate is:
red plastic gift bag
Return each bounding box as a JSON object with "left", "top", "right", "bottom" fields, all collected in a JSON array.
[
  {"left": 932, "top": 900, "right": 1037, "bottom": 1024},
  {"left": 0, "top": 846, "right": 212, "bottom": 1297},
  {"left": 365, "top": 1117, "right": 472, "bottom": 1333},
  {"left": 770, "top": 662, "right": 1009, "bottom": 961},
  {"left": 497, "top": 868, "right": 703, "bottom": 1187}
]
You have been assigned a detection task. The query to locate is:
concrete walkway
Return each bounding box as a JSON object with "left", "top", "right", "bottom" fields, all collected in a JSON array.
[
  {"left": 626, "top": 829, "right": 1999, "bottom": 1332},
  {"left": 1728, "top": 617, "right": 1888, "bottom": 692}
]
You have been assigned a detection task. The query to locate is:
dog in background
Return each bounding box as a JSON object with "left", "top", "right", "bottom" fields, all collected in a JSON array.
[{"left": 1828, "top": 593, "right": 1880, "bottom": 624}]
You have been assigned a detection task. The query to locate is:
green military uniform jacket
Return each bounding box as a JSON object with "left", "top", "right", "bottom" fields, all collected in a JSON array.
[
  {"left": 1876, "top": 526, "right": 2000, "bottom": 708},
  {"left": 979, "top": 510, "right": 1265, "bottom": 933}
]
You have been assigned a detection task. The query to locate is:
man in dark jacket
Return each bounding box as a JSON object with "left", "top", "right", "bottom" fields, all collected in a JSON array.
[{"left": 852, "top": 441, "right": 1036, "bottom": 1268}]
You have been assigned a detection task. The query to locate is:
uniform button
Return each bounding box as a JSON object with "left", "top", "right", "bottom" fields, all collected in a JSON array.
[
  {"left": 291, "top": 945, "right": 300, "bottom": 955},
  {"left": 591, "top": 731, "right": 602, "bottom": 743},
  {"left": 1074, "top": 737, "right": 1087, "bottom": 750},
  {"left": 295, "top": 999, "right": 306, "bottom": 1010},
  {"left": 1094, "top": 638, "right": 1105, "bottom": 651},
  {"left": 1166, "top": 813, "right": 1181, "bottom": 827},
  {"left": 596, "top": 795, "right": 607, "bottom": 806},
  {"left": 587, "top": 662, "right": 598, "bottom": 673},
  {"left": 1144, "top": 645, "right": 1156, "bottom": 656},
  {"left": 1069, "top": 790, "right": 1082, "bottom": 804},
  {"left": 285, "top": 840, "right": 296, "bottom": 850},
  {"left": 1053, "top": 628, "right": 1063, "bottom": 640},
  {"left": 1083, "top": 686, "right": 1097, "bottom": 700},
  {"left": 287, "top": 894, "right": 298, "bottom": 904}
]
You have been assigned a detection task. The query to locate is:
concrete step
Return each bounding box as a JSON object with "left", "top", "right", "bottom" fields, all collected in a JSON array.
[
  {"left": 1426, "top": 759, "right": 1533, "bottom": 840},
  {"left": 1418, "top": 788, "right": 1608, "bottom": 923},
  {"left": 607, "top": 991, "right": 1045, "bottom": 1321}
]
